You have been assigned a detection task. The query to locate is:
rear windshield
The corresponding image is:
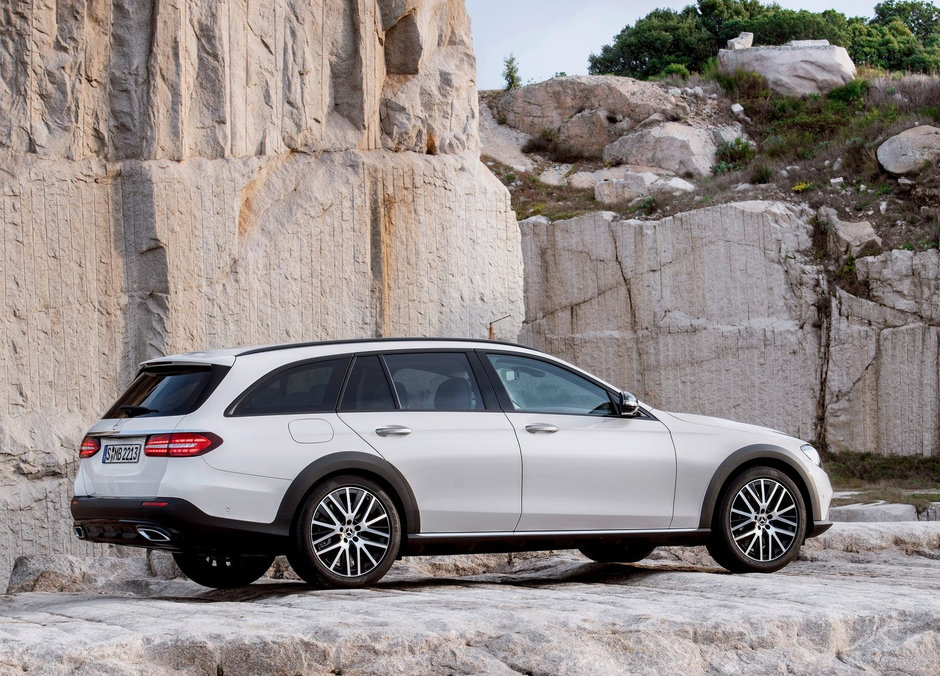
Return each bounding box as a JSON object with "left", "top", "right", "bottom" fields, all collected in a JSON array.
[{"left": 103, "top": 364, "right": 228, "bottom": 419}]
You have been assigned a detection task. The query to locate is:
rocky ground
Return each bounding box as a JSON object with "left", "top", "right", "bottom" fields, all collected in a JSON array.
[
  {"left": 1, "top": 523, "right": 937, "bottom": 675},
  {"left": 480, "top": 74, "right": 940, "bottom": 252}
]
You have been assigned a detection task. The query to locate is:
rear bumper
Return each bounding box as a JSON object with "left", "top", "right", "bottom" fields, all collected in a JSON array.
[{"left": 70, "top": 496, "right": 290, "bottom": 555}]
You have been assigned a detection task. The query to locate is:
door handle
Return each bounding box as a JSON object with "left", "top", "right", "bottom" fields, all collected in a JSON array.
[
  {"left": 525, "top": 423, "right": 559, "bottom": 434},
  {"left": 375, "top": 425, "right": 412, "bottom": 437}
]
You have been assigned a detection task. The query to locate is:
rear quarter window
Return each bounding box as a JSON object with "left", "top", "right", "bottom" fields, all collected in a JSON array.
[
  {"left": 229, "top": 358, "right": 350, "bottom": 416},
  {"left": 103, "top": 364, "right": 228, "bottom": 418}
]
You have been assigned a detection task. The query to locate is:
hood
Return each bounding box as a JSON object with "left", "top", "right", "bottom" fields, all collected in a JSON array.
[{"left": 654, "top": 410, "right": 790, "bottom": 439}]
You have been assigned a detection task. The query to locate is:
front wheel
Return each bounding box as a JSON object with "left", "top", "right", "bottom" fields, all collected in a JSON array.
[
  {"left": 290, "top": 475, "right": 401, "bottom": 588},
  {"left": 707, "top": 467, "right": 807, "bottom": 573},
  {"left": 172, "top": 551, "right": 275, "bottom": 588}
]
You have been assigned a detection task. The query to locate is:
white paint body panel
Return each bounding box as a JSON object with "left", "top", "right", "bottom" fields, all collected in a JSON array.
[
  {"left": 507, "top": 412, "right": 676, "bottom": 530},
  {"left": 339, "top": 410, "right": 522, "bottom": 532}
]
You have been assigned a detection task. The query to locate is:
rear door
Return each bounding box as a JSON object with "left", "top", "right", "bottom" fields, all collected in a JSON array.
[
  {"left": 483, "top": 352, "right": 677, "bottom": 531},
  {"left": 337, "top": 352, "right": 522, "bottom": 533}
]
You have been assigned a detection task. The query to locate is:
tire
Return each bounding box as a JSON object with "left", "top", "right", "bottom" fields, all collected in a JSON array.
[
  {"left": 707, "top": 466, "right": 807, "bottom": 573},
  {"left": 578, "top": 541, "right": 656, "bottom": 563},
  {"left": 172, "top": 551, "right": 275, "bottom": 588},
  {"left": 290, "top": 475, "right": 401, "bottom": 588}
]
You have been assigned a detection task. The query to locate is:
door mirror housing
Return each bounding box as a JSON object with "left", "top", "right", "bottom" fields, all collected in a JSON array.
[{"left": 618, "top": 391, "right": 639, "bottom": 417}]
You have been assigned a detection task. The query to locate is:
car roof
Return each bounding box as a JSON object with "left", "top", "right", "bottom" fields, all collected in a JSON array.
[{"left": 141, "top": 338, "right": 544, "bottom": 368}]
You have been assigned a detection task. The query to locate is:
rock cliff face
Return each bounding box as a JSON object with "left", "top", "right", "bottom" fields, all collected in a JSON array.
[
  {"left": 520, "top": 203, "right": 938, "bottom": 457},
  {"left": 0, "top": 0, "right": 523, "bottom": 582}
]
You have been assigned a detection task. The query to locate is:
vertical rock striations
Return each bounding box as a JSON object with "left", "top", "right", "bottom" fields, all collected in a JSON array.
[
  {"left": 520, "top": 203, "right": 938, "bottom": 458},
  {"left": 0, "top": 0, "right": 522, "bottom": 581},
  {"left": 521, "top": 203, "right": 825, "bottom": 442}
]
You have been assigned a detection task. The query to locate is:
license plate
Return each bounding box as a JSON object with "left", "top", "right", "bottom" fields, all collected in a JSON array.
[{"left": 102, "top": 438, "right": 143, "bottom": 464}]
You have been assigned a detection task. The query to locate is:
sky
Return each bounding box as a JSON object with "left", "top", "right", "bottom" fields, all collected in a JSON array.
[{"left": 465, "top": 1, "right": 881, "bottom": 90}]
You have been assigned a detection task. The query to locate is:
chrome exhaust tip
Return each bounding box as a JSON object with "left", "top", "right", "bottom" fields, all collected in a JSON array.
[
  {"left": 136, "top": 526, "right": 171, "bottom": 543},
  {"left": 73, "top": 526, "right": 86, "bottom": 540}
]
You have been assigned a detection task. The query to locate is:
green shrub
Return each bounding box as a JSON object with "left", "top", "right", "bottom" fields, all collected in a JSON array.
[
  {"left": 750, "top": 162, "right": 773, "bottom": 184},
  {"left": 520, "top": 129, "right": 584, "bottom": 164},
  {"left": 712, "top": 138, "right": 756, "bottom": 175},
  {"left": 717, "top": 69, "right": 771, "bottom": 101},
  {"left": 828, "top": 79, "right": 871, "bottom": 105},
  {"left": 658, "top": 63, "right": 691, "bottom": 79},
  {"left": 502, "top": 54, "right": 521, "bottom": 91}
]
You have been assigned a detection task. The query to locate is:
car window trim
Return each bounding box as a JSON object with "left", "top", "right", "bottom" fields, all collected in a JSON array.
[
  {"left": 336, "top": 354, "right": 398, "bottom": 413},
  {"left": 225, "top": 355, "right": 352, "bottom": 417},
  {"left": 478, "top": 350, "right": 627, "bottom": 418},
  {"left": 379, "top": 350, "right": 496, "bottom": 412}
]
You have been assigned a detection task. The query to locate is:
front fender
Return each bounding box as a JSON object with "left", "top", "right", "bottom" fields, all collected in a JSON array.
[{"left": 697, "top": 444, "right": 820, "bottom": 530}]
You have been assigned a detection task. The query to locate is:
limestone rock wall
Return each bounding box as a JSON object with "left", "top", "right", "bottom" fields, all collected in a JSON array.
[
  {"left": 0, "top": 0, "right": 522, "bottom": 582},
  {"left": 825, "top": 251, "right": 940, "bottom": 457},
  {"left": 1, "top": 0, "right": 478, "bottom": 160},
  {"left": 520, "top": 203, "right": 938, "bottom": 458}
]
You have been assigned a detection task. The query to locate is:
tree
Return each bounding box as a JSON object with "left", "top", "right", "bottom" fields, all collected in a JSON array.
[
  {"left": 588, "top": 7, "right": 715, "bottom": 79},
  {"left": 587, "top": 0, "right": 940, "bottom": 79},
  {"left": 502, "top": 54, "right": 521, "bottom": 90},
  {"left": 872, "top": 1, "right": 940, "bottom": 40}
]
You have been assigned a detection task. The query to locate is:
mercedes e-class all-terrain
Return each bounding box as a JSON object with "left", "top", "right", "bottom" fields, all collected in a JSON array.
[{"left": 71, "top": 338, "right": 832, "bottom": 588}]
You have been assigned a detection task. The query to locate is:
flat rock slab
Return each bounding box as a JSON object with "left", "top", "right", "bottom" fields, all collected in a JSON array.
[
  {"left": 829, "top": 502, "right": 918, "bottom": 522},
  {"left": 1, "top": 524, "right": 938, "bottom": 675}
]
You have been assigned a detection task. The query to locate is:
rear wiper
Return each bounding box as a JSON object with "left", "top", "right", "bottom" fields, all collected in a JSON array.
[{"left": 120, "top": 405, "right": 159, "bottom": 417}]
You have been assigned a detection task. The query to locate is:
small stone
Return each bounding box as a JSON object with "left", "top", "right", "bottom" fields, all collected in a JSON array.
[
  {"left": 726, "top": 32, "right": 754, "bottom": 50},
  {"left": 730, "top": 103, "right": 745, "bottom": 117},
  {"left": 880, "top": 201, "right": 887, "bottom": 214},
  {"left": 830, "top": 177, "right": 844, "bottom": 186}
]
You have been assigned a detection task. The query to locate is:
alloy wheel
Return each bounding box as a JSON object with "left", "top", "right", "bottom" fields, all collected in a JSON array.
[
  {"left": 309, "top": 486, "right": 392, "bottom": 578},
  {"left": 729, "top": 477, "right": 799, "bottom": 562}
]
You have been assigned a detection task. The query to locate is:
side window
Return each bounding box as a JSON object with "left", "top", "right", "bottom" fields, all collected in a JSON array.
[
  {"left": 339, "top": 355, "right": 396, "bottom": 412},
  {"left": 231, "top": 358, "right": 349, "bottom": 416},
  {"left": 384, "top": 352, "right": 484, "bottom": 411},
  {"left": 485, "top": 354, "right": 614, "bottom": 416}
]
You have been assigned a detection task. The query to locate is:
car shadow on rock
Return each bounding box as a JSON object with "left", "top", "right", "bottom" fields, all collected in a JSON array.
[{"left": 181, "top": 560, "right": 725, "bottom": 603}]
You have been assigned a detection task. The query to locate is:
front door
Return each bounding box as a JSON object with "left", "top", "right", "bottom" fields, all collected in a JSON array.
[{"left": 483, "top": 352, "right": 676, "bottom": 531}]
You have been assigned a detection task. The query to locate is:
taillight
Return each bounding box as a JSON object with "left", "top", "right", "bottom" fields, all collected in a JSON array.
[
  {"left": 144, "top": 432, "right": 221, "bottom": 457},
  {"left": 79, "top": 436, "right": 100, "bottom": 459}
]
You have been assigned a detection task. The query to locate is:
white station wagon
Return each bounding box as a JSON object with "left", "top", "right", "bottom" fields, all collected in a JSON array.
[{"left": 71, "top": 339, "right": 833, "bottom": 588}]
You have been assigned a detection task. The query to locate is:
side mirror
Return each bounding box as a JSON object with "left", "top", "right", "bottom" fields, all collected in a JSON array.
[{"left": 619, "top": 391, "right": 639, "bottom": 417}]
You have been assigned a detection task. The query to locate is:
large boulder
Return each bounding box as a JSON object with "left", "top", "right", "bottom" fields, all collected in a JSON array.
[
  {"left": 603, "top": 122, "right": 717, "bottom": 177},
  {"left": 718, "top": 40, "right": 856, "bottom": 96},
  {"left": 876, "top": 125, "right": 940, "bottom": 176},
  {"left": 492, "top": 76, "right": 687, "bottom": 157}
]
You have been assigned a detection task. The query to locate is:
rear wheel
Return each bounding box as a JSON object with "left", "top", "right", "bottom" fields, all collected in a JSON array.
[
  {"left": 290, "top": 475, "right": 401, "bottom": 588},
  {"left": 172, "top": 551, "right": 275, "bottom": 588},
  {"left": 707, "top": 466, "right": 807, "bottom": 573},
  {"left": 578, "top": 541, "right": 656, "bottom": 563}
]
